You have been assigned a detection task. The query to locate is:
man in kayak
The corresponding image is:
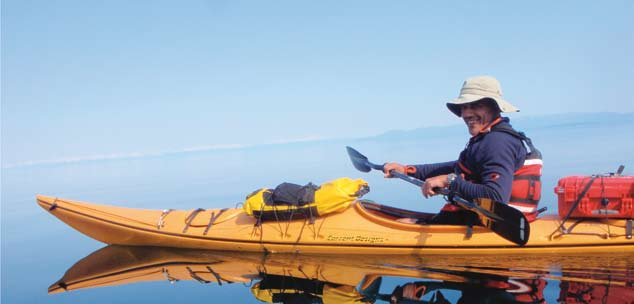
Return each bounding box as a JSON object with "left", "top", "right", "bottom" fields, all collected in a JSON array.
[{"left": 384, "top": 76, "right": 542, "bottom": 224}]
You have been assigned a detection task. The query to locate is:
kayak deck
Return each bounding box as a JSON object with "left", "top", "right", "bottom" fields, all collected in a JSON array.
[{"left": 36, "top": 195, "right": 634, "bottom": 254}]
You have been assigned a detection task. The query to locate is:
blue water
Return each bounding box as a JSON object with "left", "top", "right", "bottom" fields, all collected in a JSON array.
[{"left": 2, "top": 115, "right": 634, "bottom": 303}]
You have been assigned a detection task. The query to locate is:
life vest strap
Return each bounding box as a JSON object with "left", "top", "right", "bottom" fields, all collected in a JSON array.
[
  {"left": 458, "top": 161, "right": 473, "bottom": 175},
  {"left": 510, "top": 197, "right": 540, "bottom": 205}
]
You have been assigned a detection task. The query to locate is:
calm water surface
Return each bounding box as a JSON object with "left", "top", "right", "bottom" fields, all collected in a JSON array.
[{"left": 3, "top": 136, "right": 633, "bottom": 303}]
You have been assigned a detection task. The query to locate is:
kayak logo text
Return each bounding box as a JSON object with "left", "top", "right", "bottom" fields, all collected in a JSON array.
[{"left": 326, "top": 235, "right": 387, "bottom": 244}]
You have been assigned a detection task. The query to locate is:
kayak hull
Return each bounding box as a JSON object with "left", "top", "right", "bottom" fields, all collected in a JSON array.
[{"left": 37, "top": 195, "right": 634, "bottom": 254}]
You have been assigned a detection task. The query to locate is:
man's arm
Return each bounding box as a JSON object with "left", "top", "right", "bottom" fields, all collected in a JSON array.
[{"left": 409, "top": 161, "right": 457, "bottom": 180}]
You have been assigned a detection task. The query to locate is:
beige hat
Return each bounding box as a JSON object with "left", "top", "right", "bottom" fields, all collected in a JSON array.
[{"left": 446, "top": 76, "right": 519, "bottom": 117}]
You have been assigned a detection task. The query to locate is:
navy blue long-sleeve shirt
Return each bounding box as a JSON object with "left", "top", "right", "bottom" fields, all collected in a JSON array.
[{"left": 410, "top": 118, "right": 526, "bottom": 204}]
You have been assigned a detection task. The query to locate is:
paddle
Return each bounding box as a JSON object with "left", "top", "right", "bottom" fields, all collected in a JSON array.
[{"left": 346, "top": 146, "right": 529, "bottom": 246}]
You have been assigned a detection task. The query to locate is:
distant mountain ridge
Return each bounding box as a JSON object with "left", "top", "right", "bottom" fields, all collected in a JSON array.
[{"left": 369, "top": 112, "right": 634, "bottom": 141}]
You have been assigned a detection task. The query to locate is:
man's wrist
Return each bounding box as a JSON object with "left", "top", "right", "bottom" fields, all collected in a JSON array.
[{"left": 446, "top": 173, "right": 458, "bottom": 188}]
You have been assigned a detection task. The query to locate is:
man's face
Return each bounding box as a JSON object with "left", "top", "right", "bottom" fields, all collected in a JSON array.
[{"left": 460, "top": 100, "right": 498, "bottom": 136}]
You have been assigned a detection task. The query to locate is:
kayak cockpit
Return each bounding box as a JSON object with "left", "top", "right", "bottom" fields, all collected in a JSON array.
[{"left": 356, "top": 200, "right": 436, "bottom": 223}]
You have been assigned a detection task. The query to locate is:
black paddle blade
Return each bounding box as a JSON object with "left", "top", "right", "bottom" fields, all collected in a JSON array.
[
  {"left": 475, "top": 198, "right": 530, "bottom": 246},
  {"left": 346, "top": 146, "right": 372, "bottom": 172}
]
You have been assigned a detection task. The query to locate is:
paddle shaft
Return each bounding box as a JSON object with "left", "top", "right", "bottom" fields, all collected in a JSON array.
[
  {"left": 389, "top": 170, "right": 425, "bottom": 187},
  {"left": 363, "top": 155, "right": 447, "bottom": 193},
  {"left": 389, "top": 171, "right": 505, "bottom": 222},
  {"left": 369, "top": 160, "right": 454, "bottom": 196}
]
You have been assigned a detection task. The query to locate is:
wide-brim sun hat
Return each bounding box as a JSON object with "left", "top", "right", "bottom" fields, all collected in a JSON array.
[{"left": 446, "top": 76, "right": 519, "bottom": 117}]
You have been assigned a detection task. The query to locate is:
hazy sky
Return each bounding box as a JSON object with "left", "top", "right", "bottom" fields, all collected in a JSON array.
[{"left": 2, "top": 1, "right": 633, "bottom": 166}]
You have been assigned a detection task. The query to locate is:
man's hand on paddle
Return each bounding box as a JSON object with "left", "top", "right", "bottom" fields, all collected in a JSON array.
[
  {"left": 384, "top": 164, "right": 448, "bottom": 198},
  {"left": 383, "top": 162, "right": 406, "bottom": 178},
  {"left": 421, "top": 174, "right": 449, "bottom": 198}
]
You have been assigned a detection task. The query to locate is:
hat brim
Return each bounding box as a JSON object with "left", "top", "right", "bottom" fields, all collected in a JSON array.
[{"left": 446, "top": 94, "right": 519, "bottom": 117}]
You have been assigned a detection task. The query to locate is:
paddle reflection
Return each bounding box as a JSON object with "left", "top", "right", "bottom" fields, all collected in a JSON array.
[{"left": 50, "top": 246, "right": 634, "bottom": 303}]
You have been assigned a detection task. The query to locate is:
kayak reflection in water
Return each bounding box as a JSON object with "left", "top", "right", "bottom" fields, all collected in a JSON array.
[
  {"left": 383, "top": 76, "right": 543, "bottom": 225},
  {"left": 558, "top": 277, "right": 634, "bottom": 303},
  {"left": 387, "top": 279, "right": 546, "bottom": 304},
  {"left": 251, "top": 273, "right": 548, "bottom": 304},
  {"left": 251, "top": 273, "right": 375, "bottom": 304},
  {"left": 49, "top": 246, "right": 634, "bottom": 304}
]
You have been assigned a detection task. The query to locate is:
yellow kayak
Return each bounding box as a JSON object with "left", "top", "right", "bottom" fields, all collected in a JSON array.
[{"left": 37, "top": 195, "right": 634, "bottom": 254}]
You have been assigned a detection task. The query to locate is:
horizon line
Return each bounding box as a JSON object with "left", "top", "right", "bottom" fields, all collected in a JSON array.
[{"left": 2, "top": 136, "right": 331, "bottom": 169}]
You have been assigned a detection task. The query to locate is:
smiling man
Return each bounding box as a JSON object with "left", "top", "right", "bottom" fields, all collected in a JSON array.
[{"left": 384, "top": 76, "right": 542, "bottom": 224}]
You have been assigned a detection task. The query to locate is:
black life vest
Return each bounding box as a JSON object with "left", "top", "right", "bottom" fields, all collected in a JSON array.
[{"left": 458, "top": 120, "right": 543, "bottom": 222}]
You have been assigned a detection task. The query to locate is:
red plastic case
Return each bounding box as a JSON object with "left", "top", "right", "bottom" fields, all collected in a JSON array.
[{"left": 555, "top": 175, "right": 634, "bottom": 219}]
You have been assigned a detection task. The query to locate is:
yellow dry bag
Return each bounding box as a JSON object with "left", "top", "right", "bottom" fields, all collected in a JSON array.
[{"left": 243, "top": 177, "right": 369, "bottom": 222}]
